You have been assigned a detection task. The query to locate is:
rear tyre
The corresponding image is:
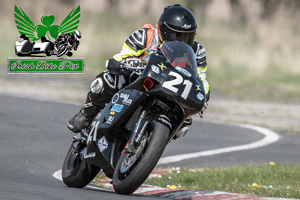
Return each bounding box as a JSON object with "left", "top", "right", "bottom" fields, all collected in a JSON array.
[
  {"left": 112, "top": 121, "right": 170, "bottom": 195},
  {"left": 62, "top": 143, "right": 100, "bottom": 188}
]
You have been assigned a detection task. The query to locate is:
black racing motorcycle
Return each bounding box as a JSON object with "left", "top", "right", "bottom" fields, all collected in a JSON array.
[
  {"left": 62, "top": 41, "right": 206, "bottom": 195},
  {"left": 54, "top": 33, "right": 79, "bottom": 57}
]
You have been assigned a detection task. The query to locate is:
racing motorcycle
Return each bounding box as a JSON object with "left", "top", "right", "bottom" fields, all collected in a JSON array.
[
  {"left": 54, "top": 34, "right": 79, "bottom": 57},
  {"left": 62, "top": 41, "right": 206, "bottom": 195}
]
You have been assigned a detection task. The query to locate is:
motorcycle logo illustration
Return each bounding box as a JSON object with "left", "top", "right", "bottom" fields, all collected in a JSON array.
[{"left": 14, "top": 5, "right": 81, "bottom": 57}]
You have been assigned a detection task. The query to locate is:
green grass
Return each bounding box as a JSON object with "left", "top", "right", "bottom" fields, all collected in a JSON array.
[{"left": 145, "top": 164, "right": 300, "bottom": 199}]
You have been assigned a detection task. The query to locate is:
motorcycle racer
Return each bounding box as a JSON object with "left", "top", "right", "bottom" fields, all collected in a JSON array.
[
  {"left": 54, "top": 30, "right": 81, "bottom": 56},
  {"left": 67, "top": 4, "right": 210, "bottom": 135}
]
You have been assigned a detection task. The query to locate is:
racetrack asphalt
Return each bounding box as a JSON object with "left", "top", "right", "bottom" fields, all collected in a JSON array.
[{"left": 1, "top": 93, "right": 299, "bottom": 200}]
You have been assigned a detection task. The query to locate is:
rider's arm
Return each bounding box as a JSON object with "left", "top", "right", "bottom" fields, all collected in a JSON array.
[
  {"left": 106, "top": 28, "right": 147, "bottom": 74},
  {"left": 192, "top": 41, "right": 210, "bottom": 97}
]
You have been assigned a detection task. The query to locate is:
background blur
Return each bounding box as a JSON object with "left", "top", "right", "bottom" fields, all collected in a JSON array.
[{"left": 1, "top": 0, "right": 300, "bottom": 133}]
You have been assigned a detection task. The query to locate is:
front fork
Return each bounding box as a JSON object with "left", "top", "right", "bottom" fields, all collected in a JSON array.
[
  {"left": 126, "top": 97, "right": 153, "bottom": 154},
  {"left": 71, "top": 130, "right": 89, "bottom": 155}
]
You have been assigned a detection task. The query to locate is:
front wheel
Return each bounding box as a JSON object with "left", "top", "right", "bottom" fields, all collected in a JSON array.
[
  {"left": 112, "top": 121, "right": 170, "bottom": 195},
  {"left": 56, "top": 45, "right": 68, "bottom": 57},
  {"left": 62, "top": 142, "right": 100, "bottom": 188}
]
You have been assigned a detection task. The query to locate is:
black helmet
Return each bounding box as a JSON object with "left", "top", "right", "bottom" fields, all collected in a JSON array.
[
  {"left": 74, "top": 30, "right": 82, "bottom": 39},
  {"left": 158, "top": 4, "right": 197, "bottom": 47}
]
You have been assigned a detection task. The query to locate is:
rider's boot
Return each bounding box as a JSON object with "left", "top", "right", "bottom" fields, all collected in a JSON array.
[
  {"left": 67, "top": 71, "right": 119, "bottom": 133},
  {"left": 67, "top": 100, "right": 100, "bottom": 133},
  {"left": 174, "top": 117, "right": 192, "bottom": 139}
]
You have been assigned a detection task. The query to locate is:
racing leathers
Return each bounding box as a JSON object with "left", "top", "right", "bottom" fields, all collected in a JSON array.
[{"left": 67, "top": 24, "right": 210, "bottom": 133}]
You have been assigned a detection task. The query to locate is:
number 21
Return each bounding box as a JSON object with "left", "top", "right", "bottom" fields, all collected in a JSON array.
[{"left": 162, "top": 71, "right": 192, "bottom": 99}]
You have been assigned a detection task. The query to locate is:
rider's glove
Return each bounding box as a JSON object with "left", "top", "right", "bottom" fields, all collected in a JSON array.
[
  {"left": 120, "top": 56, "right": 143, "bottom": 74},
  {"left": 106, "top": 58, "right": 129, "bottom": 75},
  {"left": 106, "top": 58, "right": 123, "bottom": 75},
  {"left": 107, "top": 57, "right": 143, "bottom": 75},
  {"left": 119, "top": 64, "right": 128, "bottom": 75},
  {"left": 199, "top": 90, "right": 210, "bottom": 118},
  {"left": 199, "top": 101, "right": 208, "bottom": 118},
  {"left": 121, "top": 57, "right": 142, "bottom": 69}
]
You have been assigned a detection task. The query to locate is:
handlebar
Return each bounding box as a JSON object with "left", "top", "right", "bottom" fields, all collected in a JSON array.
[{"left": 123, "top": 66, "right": 145, "bottom": 71}]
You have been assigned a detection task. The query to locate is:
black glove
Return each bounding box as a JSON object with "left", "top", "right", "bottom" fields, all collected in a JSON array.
[
  {"left": 121, "top": 57, "right": 142, "bottom": 68},
  {"left": 106, "top": 58, "right": 124, "bottom": 75},
  {"left": 199, "top": 90, "right": 210, "bottom": 118},
  {"left": 106, "top": 57, "right": 143, "bottom": 75}
]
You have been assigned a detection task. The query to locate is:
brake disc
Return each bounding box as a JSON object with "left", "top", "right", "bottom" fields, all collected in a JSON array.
[{"left": 120, "top": 134, "right": 148, "bottom": 173}]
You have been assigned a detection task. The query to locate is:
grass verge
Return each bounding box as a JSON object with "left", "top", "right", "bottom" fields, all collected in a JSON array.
[{"left": 145, "top": 163, "right": 300, "bottom": 199}]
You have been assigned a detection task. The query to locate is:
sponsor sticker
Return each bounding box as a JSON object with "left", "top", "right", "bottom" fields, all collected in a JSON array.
[
  {"left": 182, "top": 24, "right": 191, "bottom": 29},
  {"left": 158, "top": 63, "right": 167, "bottom": 71},
  {"left": 197, "top": 92, "right": 204, "bottom": 101},
  {"left": 111, "top": 104, "right": 123, "bottom": 112},
  {"left": 84, "top": 152, "right": 96, "bottom": 159},
  {"left": 175, "top": 66, "right": 191, "bottom": 77},
  {"left": 120, "top": 93, "right": 132, "bottom": 105},
  {"left": 151, "top": 65, "right": 160, "bottom": 74},
  {"left": 98, "top": 136, "right": 108, "bottom": 152},
  {"left": 107, "top": 116, "right": 114, "bottom": 124},
  {"left": 112, "top": 93, "right": 119, "bottom": 104}
]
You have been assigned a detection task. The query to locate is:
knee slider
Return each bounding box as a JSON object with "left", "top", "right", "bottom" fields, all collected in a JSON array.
[
  {"left": 90, "top": 78, "right": 104, "bottom": 94},
  {"left": 103, "top": 72, "right": 117, "bottom": 89}
]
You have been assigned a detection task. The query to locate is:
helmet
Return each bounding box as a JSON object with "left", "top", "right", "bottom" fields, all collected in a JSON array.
[
  {"left": 158, "top": 4, "right": 197, "bottom": 47},
  {"left": 74, "top": 30, "right": 82, "bottom": 40}
]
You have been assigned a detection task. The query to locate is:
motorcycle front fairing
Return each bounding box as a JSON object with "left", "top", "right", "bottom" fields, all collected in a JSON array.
[
  {"left": 144, "top": 57, "right": 205, "bottom": 114},
  {"left": 125, "top": 42, "right": 206, "bottom": 138},
  {"left": 128, "top": 41, "right": 206, "bottom": 116}
]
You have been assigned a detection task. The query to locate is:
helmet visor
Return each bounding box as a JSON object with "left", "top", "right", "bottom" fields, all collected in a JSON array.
[
  {"left": 169, "top": 31, "right": 193, "bottom": 44},
  {"left": 160, "top": 23, "right": 196, "bottom": 46}
]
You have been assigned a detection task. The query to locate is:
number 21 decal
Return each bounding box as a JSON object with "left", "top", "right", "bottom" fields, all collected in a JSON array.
[{"left": 162, "top": 71, "right": 192, "bottom": 99}]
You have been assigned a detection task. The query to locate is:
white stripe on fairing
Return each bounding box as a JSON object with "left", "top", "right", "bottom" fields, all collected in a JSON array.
[{"left": 157, "top": 123, "right": 280, "bottom": 165}]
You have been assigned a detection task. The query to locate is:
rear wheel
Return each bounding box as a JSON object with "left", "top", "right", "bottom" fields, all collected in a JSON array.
[
  {"left": 62, "top": 140, "right": 100, "bottom": 188},
  {"left": 112, "top": 121, "right": 170, "bottom": 195}
]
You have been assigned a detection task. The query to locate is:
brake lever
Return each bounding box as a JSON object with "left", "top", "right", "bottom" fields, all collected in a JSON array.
[{"left": 125, "top": 66, "right": 145, "bottom": 71}]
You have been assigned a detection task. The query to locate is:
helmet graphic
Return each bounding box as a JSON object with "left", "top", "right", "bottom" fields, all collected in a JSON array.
[
  {"left": 74, "top": 30, "right": 82, "bottom": 40},
  {"left": 158, "top": 4, "right": 197, "bottom": 47}
]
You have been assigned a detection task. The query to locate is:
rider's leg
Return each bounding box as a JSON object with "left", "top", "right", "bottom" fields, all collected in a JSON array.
[{"left": 67, "top": 71, "right": 119, "bottom": 132}]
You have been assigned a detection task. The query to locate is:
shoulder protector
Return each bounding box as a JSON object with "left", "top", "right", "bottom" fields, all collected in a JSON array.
[
  {"left": 125, "top": 28, "right": 147, "bottom": 52},
  {"left": 192, "top": 41, "right": 207, "bottom": 67}
]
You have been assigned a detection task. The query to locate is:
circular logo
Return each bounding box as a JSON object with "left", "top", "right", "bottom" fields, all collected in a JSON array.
[{"left": 111, "top": 93, "right": 119, "bottom": 104}]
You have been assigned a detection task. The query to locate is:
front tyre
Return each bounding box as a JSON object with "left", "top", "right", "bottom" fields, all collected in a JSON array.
[
  {"left": 62, "top": 143, "right": 100, "bottom": 188},
  {"left": 112, "top": 121, "right": 170, "bottom": 195},
  {"left": 56, "top": 45, "right": 68, "bottom": 57}
]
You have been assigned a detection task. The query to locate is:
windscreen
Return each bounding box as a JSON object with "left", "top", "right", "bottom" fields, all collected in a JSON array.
[{"left": 160, "top": 41, "right": 198, "bottom": 77}]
